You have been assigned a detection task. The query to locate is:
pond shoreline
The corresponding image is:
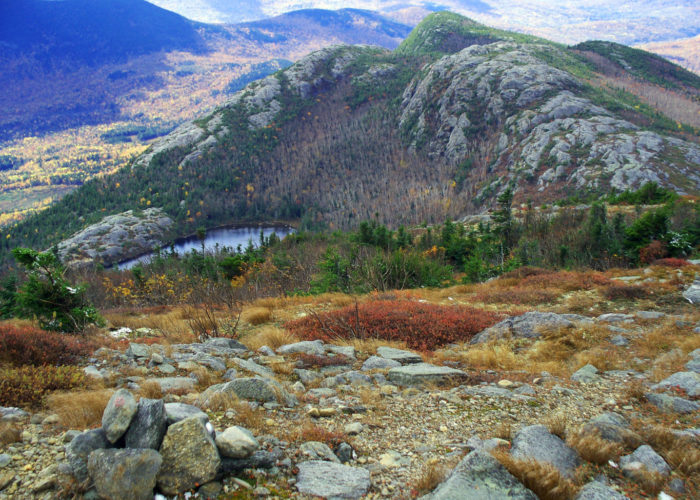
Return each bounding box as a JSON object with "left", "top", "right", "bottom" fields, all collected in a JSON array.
[{"left": 114, "top": 222, "right": 296, "bottom": 270}]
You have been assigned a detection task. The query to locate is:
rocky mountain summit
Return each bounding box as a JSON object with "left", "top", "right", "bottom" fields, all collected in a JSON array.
[
  {"left": 56, "top": 209, "right": 173, "bottom": 268},
  {"left": 1, "top": 266, "right": 698, "bottom": 498}
]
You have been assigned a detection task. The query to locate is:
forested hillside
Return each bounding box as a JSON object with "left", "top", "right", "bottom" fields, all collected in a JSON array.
[
  {"left": 2, "top": 12, "right": 699, "bottom": 266},
  {"left": 0, "top": 2, "right": 411, "bottom": 227}
]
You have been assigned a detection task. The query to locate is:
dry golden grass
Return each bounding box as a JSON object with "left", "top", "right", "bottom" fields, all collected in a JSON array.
[
  {"left": 494, "top": 422, "right": 512, "bottom": 441},
  {"left": 230, "top": 401, "right": 265, "bottom": 432},
  {"left": 269, "top": 359, "right": 295, "bottom": 376},
  {"left": 200, "top": 391, "right": 239, "bottom": 412},
  {"left": 190, "top": 366, "right": 220, "bottom": 390},
  {"left": 292, "top": 420, "right": 346, "bottom": 447},
  {"left": 0, "top": 421, "right": 21, "bottom": 446},
  {"left": 334, "top": 337, "right": 408, "bottom": 355},
  {"left": 242, "top": 307, "right": 273, "bottom": 326},
  {"left": 640, "top": 426, "right": 700, "bottom": 483},
  {"left": 545, "top": 412, "right": 569, "bottom": 440},
  {"left": 492, "top": 451, "right": 578, "bottom": 500},
  {"left": 103, "top": 306, "right": 194, "bottom": 342},
  {"left": 240, "top": 326, "right": 297, "bottom": 351},
  {"left": 455, "top": 342, "right": 519, "bottom": 371},
  {"left": 567, "top": 430, "right": 622, "bottom": 465},
  {"left": 137, "top": 380, "right": 163, "bottom": 400},
  {"left": 412, "top": 458, "right": 450, "bottom": 495},
  {"left": 47, "top": 390, "right": 114, "bottom": 429}
]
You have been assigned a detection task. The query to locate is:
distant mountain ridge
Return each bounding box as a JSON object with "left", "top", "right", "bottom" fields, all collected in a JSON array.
[{"left": 3, "top": 12, "right": 699, "bottom": 266}]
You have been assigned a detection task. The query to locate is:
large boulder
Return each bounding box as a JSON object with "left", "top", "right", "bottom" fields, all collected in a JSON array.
[
  {"left": 361, "top": 356, "right": 401, "bottom": 371},
  {"left": 164, "top": 402, "right": 209, "bottom": 425},
  {"left": 645, "top": 392, "right": 699, "bottom": 414},
  {"left": 425, "top": 450, "right": 537, "bottom": 499},
  {"left": 387, "top": 363, "right": 468, "bottom": 386},
  {"left": 215, "top": 426, "right": 259, "bottom": 459},
  {"left": 124, "top": 398, "right": 167, "bottom": 450},
  {"left": 102, "top": 389, "right": 138, "bottom": 443},
  {"left": 574, "top": 481, "right": 629, "bottom": 500},
  {"left": 620, "top": 445, "right": 670, "bottom": 476},
  {"left": 651, "top": 371, "right": 700, "bottom": 397},
  {"left": 157, "top": 417, "right": 221, "bottom": 495},
  {"left": 582, "top": 413, "right": 640, "bottom": 446},
  {"left": 87, "top": 449, "right": 162, "bottom": 500},
  {"left": 471, "top": 312, "right": 590, "bottom": 344},
  {"left": 376, "top": 346, "right": 423, "bottom": 364},
  {"left": 201, "top": 377, "right": 296, "bottom": 406},
  {"left": 277, "top": 340, "right": 326, "bottom": 356},
  {"left": 510, "top": 425, "right": 581, "bottom": 478},
  {"left": 295, "top": 461, "right": 370, "bottom": 499},
  {"left": 65, "top": 429, "right": 111, "bottom": 482},
  {"left": 682, "top": 275, "right": 700, "bottom": 304}
]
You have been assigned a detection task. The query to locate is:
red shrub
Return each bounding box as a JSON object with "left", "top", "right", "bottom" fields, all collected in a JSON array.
[
  {"left": 652, "top": 258, "right": 691, "bottom": 267},
  {"left": 285, "top": 300, "right": 503, "bottom": 351},
  {"left": 640, "top": 241, "right": 668, "bottom": 264},
  {"left": 500, "top": 267, "right": 552, "bottom": 279},
  {"left": 0, "top": 324, "right": 94, "bottom": 366}
]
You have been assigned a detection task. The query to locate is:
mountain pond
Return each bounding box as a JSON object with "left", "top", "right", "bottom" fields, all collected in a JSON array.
[{"left": 116, "top": 225, "right": 294, "bottom": 270}]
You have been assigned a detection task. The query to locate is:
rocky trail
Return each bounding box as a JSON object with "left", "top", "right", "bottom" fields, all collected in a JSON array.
[{"left": 1, "top": 270, "right": 699, "bottom": 499}]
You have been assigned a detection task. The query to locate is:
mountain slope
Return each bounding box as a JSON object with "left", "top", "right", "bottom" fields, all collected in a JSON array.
[
  {"left": 0, "top": 5, "right": 410, "bottom": 226},
  {"left": 0, "top": 0, "right": 208, "bottom": 66},
  {"left": 3, "top": 12, "right": 699, "bottom": 265}
]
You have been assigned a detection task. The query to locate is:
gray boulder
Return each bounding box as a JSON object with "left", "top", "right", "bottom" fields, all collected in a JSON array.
[
  {"left": 126, "top": 343, "right": 151, "bottom": 359},
  {"left": 651, "top": 371, "right": 700, "bottom": 397},
  {"left": 124, "top": 398, "right": 167, "bottom": 450},
  {"left": 218, "top": 450, "right": 279, "bottom": 476},
  {"left": 65, "top": 429, "right": 111, "bottom": 482},
  {"left": 215, "top": 426, "right": 259, "bottom": 459},
  {"left": 232, "top": 357, "right": 274, "bottom": 378},
  {"left": 295, "top": 461, "right": 370, "bottom": 499},
  {"left": 571, "top": 364, "right": 601, "bottom": 383},
  {"left": 471, "top": 312, "right": 590, "bottom": 344},
  {"left": 510, "top": 425, "right": 581, "bottom": 478},
  {"left": 361, "top": 356, "right": 400, "bottom": 371},
  {"left": 102, "top": 389, "right": 137, "bottom": 443},
  {"left": 164, "top": 402, "right": 208, "bottom": 425},
  {"left": 620, "top": 445, "right": 670, "bottom": 476},
  {"left": 424, "top": 450, "right": 537, "bottom": 499},
  {"left": 387, "top": 363, "right": 468, "bottom": 386},
  {"left": 574, "top": 481, "right": 629, "bottom": 500},
  {"left": 376, "top": 346, "right": 423, "bottom": 364},
  {"left": 645, "top": 392, "right": 699, "bottom": 414},
  {"left": 582, "top": 412, "right": 640, "bottom": 446},
  {"left": 157, "top": 417, "right": 221, "bottom": 495},
  {"left": 201, "top": 377, "right": 294, "bottom": 406},
  {"left": 685, "top": 357, "right": 700, "bottom": 373},
  {"left": 87, "top": 449, "right": 162, "bottom": 500},
  {"left": 682, "top": 276, "right": 700, "bottom": 304},
  {"left": 148, "top": 377, "right": 197, "bottom": 393},
  {"left": 300, "top": 441, "right": 340, "bottom": 463},
  {"left": 277, "top": 340, "right": 325, "bottom": 356}
]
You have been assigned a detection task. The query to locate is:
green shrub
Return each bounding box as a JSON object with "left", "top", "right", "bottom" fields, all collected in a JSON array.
[{"left": 12, "top": 248, "right": 104, "bottom": 332}]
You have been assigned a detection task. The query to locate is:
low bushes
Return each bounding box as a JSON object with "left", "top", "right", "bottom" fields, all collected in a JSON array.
[
  {"left": 0, "top": 324, "right": 94, "bottom": 366},
  {"left": 652, "top": 258, "right": 691, "bottom": 267},
  {"left": 603, "top": 284, "right": 648, "bottom": 301},
  {"left": 0, "top": 365, "right": 85, "bottom": 407},
  {"left": 285, "top": 300, "right": 503, "bottom": 350}
]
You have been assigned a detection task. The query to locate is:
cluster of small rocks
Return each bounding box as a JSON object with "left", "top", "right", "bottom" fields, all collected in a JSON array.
[{"left": 1, "top": 298, "right": 698, "bottom": 499}]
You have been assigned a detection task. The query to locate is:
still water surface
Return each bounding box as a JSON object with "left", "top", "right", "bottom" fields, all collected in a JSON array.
[{"left": 117, "top": 226, "right": 294, "bottom": 270}]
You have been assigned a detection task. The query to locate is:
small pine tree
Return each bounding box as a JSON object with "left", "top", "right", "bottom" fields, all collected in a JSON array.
[{"left": 11, "top": 248, "right": 104, "bottom": 333}]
